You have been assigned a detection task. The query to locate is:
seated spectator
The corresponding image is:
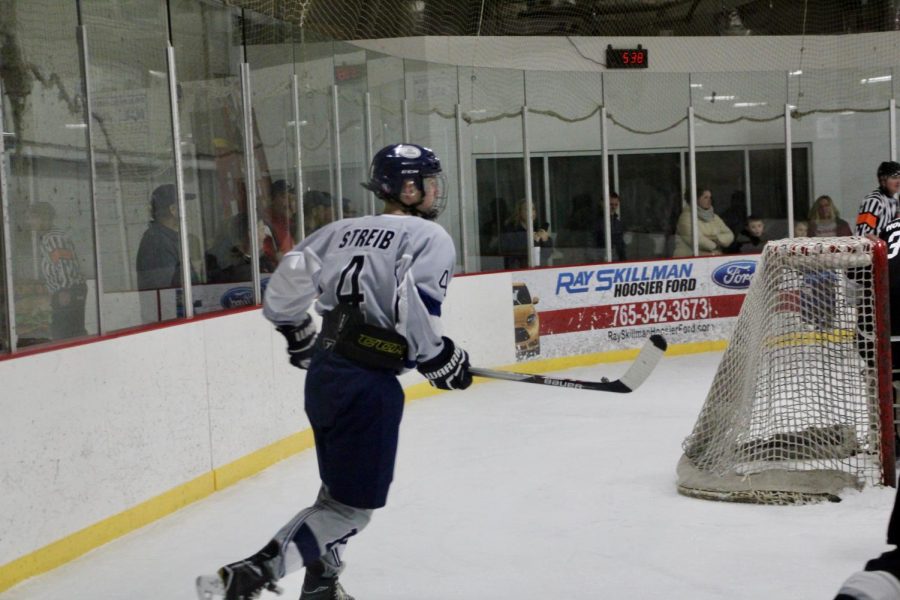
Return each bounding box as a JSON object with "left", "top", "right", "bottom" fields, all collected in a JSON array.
[
  {"left": 732, "top": 215, "right": 767, "bottom": 254},
  {"left": 136, "top": 184, "right": 197, "bottom": 290},
  {"left": 794, "top": 220, "right": 809, "bottom": 237},
  {"left": 206, "top": 212, "right": 278, "bottom": 283},
  {"left": 808, "top": 194, "right": 852, "bottom": 237},
  {"left": 264, "top": 179, "right": 296, "bottom": 259},
  {"left": 498, "top": 199, "right": 553, "bottom": 269},
  {"left": 721, "top": 189, "right": 749, "bottom": 240},
  {"left": 595, "top": 192, "right": 627, "bottom": 262},
  {"left": 301, "top": 190, "right": 334, "bottom": 236},
  {"left": 673, "top": 188, "right": 734, "bottom": 257}
]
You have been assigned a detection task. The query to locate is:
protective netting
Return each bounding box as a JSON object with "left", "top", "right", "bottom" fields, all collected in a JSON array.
[
  {"left": 677, "top": 238, "right": 891, "bottom": 505},
  {"left": 219, "top": 0, "right": 900, "bottom": 139},
  {"left": 230, "top": 1, "right": 898, "bottom": 39}
]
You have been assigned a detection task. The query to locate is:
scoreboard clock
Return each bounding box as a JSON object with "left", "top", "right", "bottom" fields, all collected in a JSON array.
[{"left": 606, "top": 44, "right": 648, "bottom": 69}]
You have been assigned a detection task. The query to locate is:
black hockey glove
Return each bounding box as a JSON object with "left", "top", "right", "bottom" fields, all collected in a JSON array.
[
  {"left": 417, "top": 337, "right": 472, "bottom": 391},
  {"left": 276, "top": 314, "right": 317, "bottom": 370}
]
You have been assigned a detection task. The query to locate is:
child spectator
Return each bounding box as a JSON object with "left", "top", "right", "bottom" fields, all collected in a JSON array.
[
  {"left": 733, "top": 215, "right": 767, "bottom": 254},
  {"left": 793, "top": 220, "right": 809, "bottom": 237}
]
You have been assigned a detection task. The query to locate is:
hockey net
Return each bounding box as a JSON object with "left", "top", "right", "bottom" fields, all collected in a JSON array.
[{"left": 677, "top": 237, "right": 894, "bottom": 505}]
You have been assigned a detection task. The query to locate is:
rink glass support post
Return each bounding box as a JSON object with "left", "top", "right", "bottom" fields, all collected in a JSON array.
[
  {"left": 292, "top": 74, "right": 306, "bottom": 240},
  {"left": 601, "top": 106, "right": 612, "bottom": 263},
  {"left": 0, "top": 79, "right": 16, "bottom": 351},
  {"left": 456, "top": 103, "right": 470, "bottom": 272},
  {"left": 890, "top": 98, "right": 897, "bottom": 163},
  {"left": 77, "top": 16, "right": 106, "bottom": 336},
  {"left": 331, "top": 84, "right": 343, "bottom": 221},
  {"left": 687, "top": 106, "right": 699, "bottom": 257},
  {"left": 785, "top": 103, "right": 794, "bottom": 237},
  {"left": 167, "top": 43, "right": 194, "bottom": 318},
  {"left": 521, "top": 105, "right": 535, "bottom": 268},
  {"left": 402, "top": 98, "right": 410, "bottom": 142},
  {"left": 363, "top": 91, "right": 375, "bottom": 216},
  {"left": 240, "top": 60, "right": 262, "bottom": 306}
]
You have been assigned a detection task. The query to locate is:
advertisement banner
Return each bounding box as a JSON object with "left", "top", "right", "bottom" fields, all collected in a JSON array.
[
  {"left": 158, "top": 277, "right": 270, "bottom": 320},
  {"left": 510, "top": 255, "right": 759, "bottom": 360}
]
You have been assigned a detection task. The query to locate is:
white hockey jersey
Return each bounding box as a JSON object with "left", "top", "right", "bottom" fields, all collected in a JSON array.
[{"left": 262, "top": 213, "right": 457, "bottom": 365}]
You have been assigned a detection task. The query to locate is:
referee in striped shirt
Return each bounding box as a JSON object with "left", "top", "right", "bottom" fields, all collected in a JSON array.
[{"left": 855, "top": 161, "right": 900, "bottom": 237}]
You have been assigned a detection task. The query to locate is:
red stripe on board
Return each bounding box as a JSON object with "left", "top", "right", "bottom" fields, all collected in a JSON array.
[{"left": 538, "top": 294, "right": 746, "bottom": 335}]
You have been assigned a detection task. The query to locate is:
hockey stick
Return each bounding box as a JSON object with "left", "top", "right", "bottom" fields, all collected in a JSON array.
[{"left": 469, "top": 334, "right": 668, "bottom": 393}]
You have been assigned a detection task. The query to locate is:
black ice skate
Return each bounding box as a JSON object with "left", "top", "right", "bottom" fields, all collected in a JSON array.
[
  {"left": 196, "top": 542, "right": 283, "bottom": 600},
  {"left": 299, "top": 560, "right": 354, "bottom": 600}
]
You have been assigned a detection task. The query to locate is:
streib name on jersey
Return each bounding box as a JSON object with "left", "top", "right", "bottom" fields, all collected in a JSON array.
[
  {"left": 556, "top": 263, "right": 695, "bottom": 297},
  {"left": 339, "top": 227, "right": 396, "bottom": 250},
  {"left": 711, "top": 260, "right": 756, "bottom": 289}
]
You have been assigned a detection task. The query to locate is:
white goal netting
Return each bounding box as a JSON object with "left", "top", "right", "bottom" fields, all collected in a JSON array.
[{"left": 677, "top": 237, "right": 894, "bottom": 505}]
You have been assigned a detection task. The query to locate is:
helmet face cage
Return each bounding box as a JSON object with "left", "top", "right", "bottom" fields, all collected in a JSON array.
[{"left": 364, "top": 144, "right": 446, "bottom": 219}]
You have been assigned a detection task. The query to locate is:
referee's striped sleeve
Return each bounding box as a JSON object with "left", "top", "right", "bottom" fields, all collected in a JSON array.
[{"left": 856, "top": 192, "right": 884, "bottom": 236}]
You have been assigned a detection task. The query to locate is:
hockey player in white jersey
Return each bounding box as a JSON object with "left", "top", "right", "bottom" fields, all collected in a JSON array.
[{"left": 196, "top": 143, "right": 472, "bottom": 600}]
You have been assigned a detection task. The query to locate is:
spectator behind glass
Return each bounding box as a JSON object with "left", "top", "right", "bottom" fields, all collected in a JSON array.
[
  {"left": 808, "top": 194, "right": 852, "bottom": 237},
  {"left": 720, "top": 189, "right": 749, "bottom": 240},
  {"left": 794, "top": 220, "right": 809, "bottom": 237},
  {"left": 301, "top": 190, "right": 335, "bottom": 236},
  {"left": 498, "top": 199, "right": 553, "bottom": 269},
  {"left": 206, "top": 212, "right": 278, "bottom": 283},
  {"left": 25, "top": 201, "right": 88, "bottom": 340},
  {"left": 732, "top": 215, "right": 767, "bottom": 254},
  {"left": 595, "top": 191, "right": 627, "bottom": 261},
  {"left": 673, "top": 188, "right": 734, "bottom": 257},
  {"left": 136, "top": 184, "right": 197, "bottom": 290},
  {"left": 265, "top": 179, "right": 296, "bottom": 260}
]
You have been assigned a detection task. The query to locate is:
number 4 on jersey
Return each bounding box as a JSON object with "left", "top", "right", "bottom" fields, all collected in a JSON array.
[{"left": 337, "top": 255, "right": 365, "bottom": 305}]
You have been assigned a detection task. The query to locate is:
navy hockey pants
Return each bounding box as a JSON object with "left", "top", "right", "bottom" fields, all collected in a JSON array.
[{"left": 304, "top": 350, "right": 404, "bottom": 509}]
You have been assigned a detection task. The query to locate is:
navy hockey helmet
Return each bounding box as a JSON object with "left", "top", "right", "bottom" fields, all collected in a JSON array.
[
  {"left": 362, "top": 143, "right": 447, "bottom": 219},
  {"left": 878, "top": 161, "right": 900, "bottom": 180}
]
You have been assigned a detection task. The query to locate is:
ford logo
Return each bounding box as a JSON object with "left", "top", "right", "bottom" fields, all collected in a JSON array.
[
  {"left": 711, "top": 260, "right": 757, "bottom": 289},
  {"left": 221, "top": 286, "right": 255, "bottom": 308}
]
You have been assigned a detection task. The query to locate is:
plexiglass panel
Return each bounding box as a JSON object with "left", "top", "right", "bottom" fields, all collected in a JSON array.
[
  {"left": 692, "top": 71, "right": 788, "bottom": 245},
  {"left": 406, "top": 60, "right": 464, "bottom": 268},
  {"left": 334, "top": 42, "right": 368, "bottom": 220},
  {"left": 463, "top": 67, "right": 530, "bottom": 272},
  {"left": 246, "top": 11, "right": 296, "bottom": 271},
  {"left": 792, "top": 68, "right": 892, "bottom": 234},
  {"left": 171, "top": 0, "right": 253, "bottom": 315},
  {"left": 525, "top": 71, "right": 606, "bottom": 266},
  {"left": 81, "top": 0, "right": 177, "bottom": 329},
  {"left": 4, "top": 0, "right": 97, "bottom": 348},
  {"left": 294, "top": 36, "right": 335, "bottom": 237},
  {"left": 607, "top": 73, "right": 690, "bottom": 258}
]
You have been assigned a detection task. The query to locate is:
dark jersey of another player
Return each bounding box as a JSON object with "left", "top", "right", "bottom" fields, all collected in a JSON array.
[{"left": 878, "top": 218, "right": 900, "bottom": 375}]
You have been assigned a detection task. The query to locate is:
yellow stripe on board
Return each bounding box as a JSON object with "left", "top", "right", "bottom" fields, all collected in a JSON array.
[{"left": 0, "top": 338, "right": 723, "bottom": 592}]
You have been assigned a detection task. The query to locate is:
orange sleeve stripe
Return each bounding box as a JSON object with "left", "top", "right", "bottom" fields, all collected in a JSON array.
[{"left": 857, "top": 213, "right": 877, "bottom": 228}]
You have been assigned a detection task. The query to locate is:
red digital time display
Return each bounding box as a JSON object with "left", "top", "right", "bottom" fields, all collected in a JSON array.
[{"left": 606, "top": 45, "right": 649, "bottom": 69}]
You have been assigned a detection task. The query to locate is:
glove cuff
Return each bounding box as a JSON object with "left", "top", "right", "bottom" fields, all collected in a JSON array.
[
  {"left": 417, "top": 337, "right": 455, "bottom": 374},
  {"left": 277, "top": 314, "right": 315, "bottom": 349}
]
